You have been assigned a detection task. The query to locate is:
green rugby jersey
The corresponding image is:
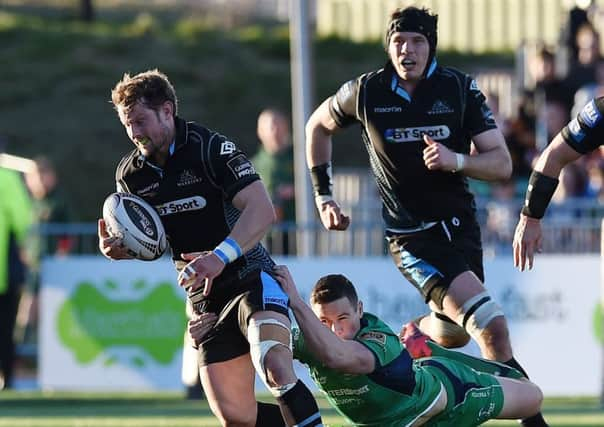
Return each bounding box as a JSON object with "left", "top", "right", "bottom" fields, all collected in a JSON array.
[{"left": 292, "top": 313, "right": 443, "bottom": 427}]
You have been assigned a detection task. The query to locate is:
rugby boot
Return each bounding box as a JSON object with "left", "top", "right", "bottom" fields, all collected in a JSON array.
[{"left": 399, "top": 322, "right": 433, "bottom": 358}]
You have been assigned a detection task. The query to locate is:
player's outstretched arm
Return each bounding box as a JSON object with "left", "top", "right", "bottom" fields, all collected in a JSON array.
[
  {"left": 273, "top": 265, "right": 374, "bottom": 374},
  {"left": 513, "top": 133, "right": 581, "bottom": 271}
]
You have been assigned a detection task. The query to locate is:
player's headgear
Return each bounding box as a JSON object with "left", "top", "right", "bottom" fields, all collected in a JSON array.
[{"left": 385, "top": 7, "right": 438, "bottom": 75}]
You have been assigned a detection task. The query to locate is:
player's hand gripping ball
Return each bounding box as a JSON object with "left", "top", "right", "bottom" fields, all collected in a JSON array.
[{"left": 102, "top": 192, "right": 167, "bottom": 260}]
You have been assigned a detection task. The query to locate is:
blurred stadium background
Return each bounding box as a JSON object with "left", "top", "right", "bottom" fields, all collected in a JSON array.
[{"left": 2, "top": 0, "right": 604, "bottom": 426}]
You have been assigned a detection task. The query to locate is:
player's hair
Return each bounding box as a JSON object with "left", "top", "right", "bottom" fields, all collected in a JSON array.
[
  {"left": 310, "top": 274, "right": 358, "bottom": 307},
  {"left": 111, "top": 69, "right": 178, "bottom": 116},
  {"left": 386, "top": 6, "right": 438, "bottom": 47}
]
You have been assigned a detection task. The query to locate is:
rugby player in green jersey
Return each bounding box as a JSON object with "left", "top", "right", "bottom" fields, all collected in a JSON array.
[
  {"left": 188, "top": 265, "right": 544, "bottom": 426},
  {"left": 272, "top": 265, "right": 543, "bottom": 427}
]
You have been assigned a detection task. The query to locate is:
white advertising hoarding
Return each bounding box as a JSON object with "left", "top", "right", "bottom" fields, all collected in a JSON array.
[
  {"left": 40, "top": 255, "right": 601, "bottom": 395},
  {"left": 40, "top": 257, "right": 185, "bottom": 390}
]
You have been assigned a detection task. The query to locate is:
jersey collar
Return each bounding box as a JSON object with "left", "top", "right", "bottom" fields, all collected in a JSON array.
[
  {"left": 388, "top": 58, "right": 438, "bottom": 102},
  {"left": 173, "top": 116, "right": 189, "bottom": 152}
]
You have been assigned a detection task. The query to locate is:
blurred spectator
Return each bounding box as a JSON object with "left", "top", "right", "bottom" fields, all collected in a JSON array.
[
  {"left": 503, "top": 93, "right": 538, "bottom": 179},
  {"left": 561, "top": 2, "right": 590, "bottom": 67},
  {"left": 571, "top": 57, "right": 604, "bottom": 117},
  {"left": 252, "top": 108, "right": 295, "bottom": 255},
  {"left": 566, "top": 23, "right": 602, "bottom": 95},
  {"left": 551, "top": 160, "right": 589, "bottom": 203},
  {"left": 485, "top": 179, "right": 518, "bottom": 253},
  {"left": 585, "top": 155, "right": 604, "bottom": 200},
  {"left": 24, "top": 157, "right": 74, "bottom": 257},
  {"left": 545, "top": 99, "right": 571, "bottom": 143},
  {"left": 18, "top": 157, "right": 73, "bottom": 345},
  {"left": 527, "top": 46, "right": 573, "bottom": 150},
  {"left": 529, "top": 46, "right": 574, "bottom": 111},
  {"left": 0, "top": 146, "right": 33, "bottom": 390}
]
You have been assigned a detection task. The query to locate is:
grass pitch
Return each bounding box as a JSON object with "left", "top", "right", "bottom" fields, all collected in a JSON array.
[{"left": 0, "top": 392, "right": 603, "bottom": 426}]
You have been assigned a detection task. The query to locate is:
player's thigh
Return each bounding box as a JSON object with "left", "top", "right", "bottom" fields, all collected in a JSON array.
[
  {"left": 497, "top": 376, "right": 543, "bottom": 419},
  {"left": 387, "top": 220, "right": 483, "bottom": 309},
  {"left": 439, "top": 270, "right": 487, "bottom": 313},
  {"left": 200, "top": 353, "right": 257, "bottom": 422}
]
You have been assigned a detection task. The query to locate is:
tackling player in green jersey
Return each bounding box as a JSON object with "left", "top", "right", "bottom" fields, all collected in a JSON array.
[
  {"left": 273, "top": 266, "right": 543, "bottom": 427},
  {"left": 188, "top": 266, "right": 543, "bottom": 426}
]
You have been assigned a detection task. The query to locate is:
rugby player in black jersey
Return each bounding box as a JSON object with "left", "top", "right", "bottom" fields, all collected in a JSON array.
[
  {"left": 97, "top": 69, "right": 323, "bottom": 427},
  {"left": 305, "top": 7, "right": 548, "bottom": 427},
  {"left": 514, "top": 97, "right": 604, "bottom": 270}
]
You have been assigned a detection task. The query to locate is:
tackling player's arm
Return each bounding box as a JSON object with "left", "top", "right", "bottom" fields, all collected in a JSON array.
[{"left": 274, "top": 266, "right": 375, "bottom": 375}]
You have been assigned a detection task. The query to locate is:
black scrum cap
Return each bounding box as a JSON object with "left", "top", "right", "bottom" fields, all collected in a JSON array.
[{"left": 385, "top": 6, "right": 438, "bottom": 54}]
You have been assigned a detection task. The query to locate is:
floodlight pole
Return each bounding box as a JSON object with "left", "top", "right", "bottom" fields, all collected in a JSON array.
[{"left": 289, "top": 0, "right": 314, "bottom": 257}]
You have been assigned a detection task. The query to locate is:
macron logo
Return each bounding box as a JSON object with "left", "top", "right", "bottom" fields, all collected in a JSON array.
[{"left": 374, "top": 106, "right": 403, "bottom": 113}]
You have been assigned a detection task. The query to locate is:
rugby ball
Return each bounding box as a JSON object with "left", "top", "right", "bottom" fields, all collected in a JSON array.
[{"left": 102, "top": 192, "right": 167, "bottom": 260}]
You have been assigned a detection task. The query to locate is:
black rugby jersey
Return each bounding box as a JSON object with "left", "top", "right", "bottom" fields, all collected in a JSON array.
[
  {"left": 329, "top": 61, "right": 497, "bottom": 229},
  {"left": 561, "top": 97, "right": 604, "bottom": 154},
  {"left": 115, "top": 117, "right": 274, "bottom": 279}
]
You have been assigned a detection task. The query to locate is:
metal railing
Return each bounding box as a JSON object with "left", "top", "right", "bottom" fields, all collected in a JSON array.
[{"left": 37, "top": 196, "right": 603, "bottom": 258}]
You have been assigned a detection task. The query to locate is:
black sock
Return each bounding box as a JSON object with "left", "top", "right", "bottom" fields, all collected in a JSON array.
[
  {"left": 504, "top": 358, "right": 549, "bottom": 427},
  {"left": 256, "top": 402, "right": 286, "bottom": 427},
  {"left": 276, "top": 380, "right": 323, "bottom": 427},
  {"left": 504, "top": 356, "right": 529, "bottom": 378},
  {"left": 520, "top": 413, "right": 549, "bottom": 427}
]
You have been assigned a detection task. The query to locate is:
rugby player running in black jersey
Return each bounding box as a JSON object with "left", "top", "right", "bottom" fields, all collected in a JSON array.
[
  {"left": 305, "top": 7, "right": 548, "bottom": 427},
  {"left": 514, "top": 97, "right": 604, "bottom": 271},
  {"left": 97, "top": 69, "right": 322, "bottom": 427}
]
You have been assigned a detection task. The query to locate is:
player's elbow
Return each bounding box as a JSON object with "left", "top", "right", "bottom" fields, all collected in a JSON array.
[
  {"left": 500, "top": 156, "right": 513, "bottom": 179},
  {"left": 322, "top": 352, "right": 369, "bottom": 374},
  {"left": 267, "top": 204, "right": 277, "bottom": 225},
  {"left": 322, "top": 353, "right": 351, "bottom": 371},
  {"left": 493, "top": 150, "right": 513, "bottom": 180}
]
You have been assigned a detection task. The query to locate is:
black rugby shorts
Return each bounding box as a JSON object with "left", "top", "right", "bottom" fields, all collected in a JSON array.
[
  {"left": 196, "top": 269, "right": 290, "bottom": 366},
  {"left": 387, "top": 215, "right": 484, "bottom": 307}
]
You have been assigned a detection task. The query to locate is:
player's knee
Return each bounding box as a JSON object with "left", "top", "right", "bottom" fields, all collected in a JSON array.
[
  {"left": 264, "top": 344, "right": 296, "bottom": 386},
  {"left": 247, "top": 317, "right": 295, "bottom": 396},
  {"left": 211, "top": 400, "right": 256, "bottom": 426},
  {"left": 519, "top": 382, "right": 544, "bottom": 418},
  {"left": 457, "top": 291, "right": 506, "bottom": 342},
  {"left": 426, "top": 312, "right": 471, "bottom": 348},
  {"left": 434, "top": 331, "right": 471, "bottom": 348}
]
